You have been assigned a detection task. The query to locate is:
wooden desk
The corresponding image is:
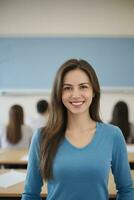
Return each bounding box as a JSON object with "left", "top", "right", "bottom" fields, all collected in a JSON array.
[
  {"left": 0, "top": 146, "right": 133, "bottom": 165},
  {"left": 0, "top": 169, "right": 47, "bottom": 198},
  {"left": 128, "top": 153, "right": 134, "bottom": 163},
  {"left": 0, "top": 169, "right": 133, "bottom": 199},
  {"left": 127, "top": 145, "right": 134, "bottom": 169},
  {"left": 0, "top": 149, "right": 28, "bottom": 166}
]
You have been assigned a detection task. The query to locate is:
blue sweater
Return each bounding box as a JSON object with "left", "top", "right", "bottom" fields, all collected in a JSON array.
[{"left": 21, "top": 122, "right": 134, "bottom": 200}]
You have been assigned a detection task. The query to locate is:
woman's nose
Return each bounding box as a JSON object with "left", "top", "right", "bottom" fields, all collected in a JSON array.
[{"left": 71, "top": 88, "right": 80, "bottom": 98}]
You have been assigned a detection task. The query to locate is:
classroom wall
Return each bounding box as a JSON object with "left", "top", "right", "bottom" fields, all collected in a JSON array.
[
  {"left": 0, "top": 0, "right": 134, "bottom": 126},
  {"left": 0, "top": 0, "right": 134, "bottom": 36}
]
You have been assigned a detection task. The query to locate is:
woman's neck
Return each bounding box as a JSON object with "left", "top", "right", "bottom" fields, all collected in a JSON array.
[{"left": 66, "top": 112, "right": 95, "bottom": 133}]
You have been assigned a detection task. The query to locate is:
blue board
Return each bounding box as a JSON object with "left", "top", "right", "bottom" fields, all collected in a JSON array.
[{"left": 0, "top": 37, "right": 134, "bottom": 89}]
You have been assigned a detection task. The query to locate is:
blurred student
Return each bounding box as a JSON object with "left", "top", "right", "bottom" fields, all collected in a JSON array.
[
  {"left": 110, "top": 101, "right": 134, "bottom": 143},
  {"left": 27, "top": 99, "right": 49, "bottom": 131},
  {"left": 0, "top": 104, "right": 33, "bottom": 149}
]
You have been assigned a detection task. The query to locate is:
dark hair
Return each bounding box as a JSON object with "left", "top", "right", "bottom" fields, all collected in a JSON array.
[
  {"left": 110, "top": 101, "right": 130, "bottom": 142},
  {"left": 6, "top": 104, "right": 24, "bottom": 144},
  {"left": 37, "top": 100, "right": 48, "bottom": 114},
  {"left": 40, "top": 59, "right": 102, "bottom": 180}
]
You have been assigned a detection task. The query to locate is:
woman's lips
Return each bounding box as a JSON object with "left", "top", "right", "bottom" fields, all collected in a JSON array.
[{"left": 70, "top": 101, "right": 84, "bottom": 106}]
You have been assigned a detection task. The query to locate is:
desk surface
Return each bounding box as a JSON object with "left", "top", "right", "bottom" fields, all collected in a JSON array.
[
  {"left": 0, "top": 145, "right": 134, "bottom": 165},
  {"left": 0, "top": 169, "right": 47, "bottom": 197},
  {"left": 0, "top": 149, "right": 28, "bottom": 165},
  {"left": 127, "top": 144, "right": 134, "bottom": 163},
  {"left": 0, "top": 169, "right": 133, "bottom": 198},
  {"left": 128, "top": 153, "right": 134, "bottom": 163}
]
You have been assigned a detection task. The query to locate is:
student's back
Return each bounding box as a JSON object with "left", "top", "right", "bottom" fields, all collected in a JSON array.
[
  {"left": 110, "top": 101, "right": 134, "bottom": 143},
  {"left": 0, "top": 124, "right": 32, "bottom": 149},
  {"left": 27, "top": 99, "right": 49, "bottom": 131},
  {"left": 0, "top": 104, "right": 33, "bottom": 149}
]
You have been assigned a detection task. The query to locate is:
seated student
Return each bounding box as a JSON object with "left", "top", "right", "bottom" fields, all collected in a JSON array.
[
  {"left": 27, "top": 99, "right": 49, "bottom": 131},
  {"left": 0, "top": 104, "right": 33, "bottom": 149},
  {"left": 110, "top": 101, "right": 134, "bottom": 143}
]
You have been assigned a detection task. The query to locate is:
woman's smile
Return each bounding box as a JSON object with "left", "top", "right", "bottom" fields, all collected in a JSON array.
[{"left": 70, "top": 101, "right": 85, "bottom": 106}]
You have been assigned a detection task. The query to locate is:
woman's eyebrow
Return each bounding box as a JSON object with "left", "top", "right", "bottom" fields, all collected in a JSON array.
[
  {"left": 62, "top": 83, "right": 72, "bottom": 86},
  {"left": 63, "top": 82, "right": 90, "bottom": 86},
  {"left": 79, "top": 82, "right": 90, "bottom": 85}
]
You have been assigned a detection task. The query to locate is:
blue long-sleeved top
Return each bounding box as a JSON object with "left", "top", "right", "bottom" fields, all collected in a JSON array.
[{"left": 21, "top": 122, "right": 134, "bottom": 200}]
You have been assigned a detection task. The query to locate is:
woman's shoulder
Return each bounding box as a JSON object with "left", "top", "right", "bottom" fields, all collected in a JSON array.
[
  {"left": 28, "top": 128, "right": 43, "bottom": 157},
  {"left": 31, "top": 128, "right": 43, "bottom": 144},
  {"left": 98, "top": 122, "right": 123, "bottom": 139},
  {"left": 98, "top": 121, "right": 120, "bottom": 131}
]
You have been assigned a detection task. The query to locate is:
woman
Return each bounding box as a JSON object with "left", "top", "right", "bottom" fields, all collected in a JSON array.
[
  {"left": 22, "top": 59, "right": 133, "bottom": 200},
  {"left": 110, "top": 101, "right": 134, "bottom": 143},
  {"left": 0, "top": 104, "right": 33, "bottom": 149}
]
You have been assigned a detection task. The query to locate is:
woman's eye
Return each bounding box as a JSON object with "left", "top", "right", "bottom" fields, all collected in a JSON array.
[
  {"left": 80, "top": 85, "right": 88, "bottom": 89},
  {"left": 63, "top": 87, "right": 72, "bottom": 91}
]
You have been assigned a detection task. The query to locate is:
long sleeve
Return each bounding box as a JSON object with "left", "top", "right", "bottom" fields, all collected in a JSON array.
[
  {"left": 21, "top": 129, "right": 43, "bottom": 200},
  {"left": 111, "top": 127, "right": 134, "bottom": 200}
]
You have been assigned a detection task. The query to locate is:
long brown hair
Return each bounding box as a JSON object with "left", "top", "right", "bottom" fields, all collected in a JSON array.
[
  {"left": 40, "top": 59, "right": 102, "bottom": 180},
  {"left": 110, "top": 101, "right": 130, "bottom": 142},
  {"left": 6, "top": 104, "right": 24, "bottom": 144}
]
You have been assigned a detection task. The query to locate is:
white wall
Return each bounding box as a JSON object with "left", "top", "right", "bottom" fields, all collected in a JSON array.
[{"left": 0, "top": 0, "right": 134, "bottom": 36}]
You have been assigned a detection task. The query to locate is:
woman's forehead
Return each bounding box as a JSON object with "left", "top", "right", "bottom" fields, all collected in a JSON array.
[{"left": 63, "top": 69, "right": 90, "bottom": 84}]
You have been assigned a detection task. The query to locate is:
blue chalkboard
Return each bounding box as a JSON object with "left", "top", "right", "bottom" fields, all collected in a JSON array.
[{"left": 0, "top": 37, "right": 134, "bottom": 89}]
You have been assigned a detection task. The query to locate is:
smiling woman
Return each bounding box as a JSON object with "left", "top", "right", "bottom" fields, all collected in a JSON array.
[
  {"left": 21, "top": 59, "right": 134, "bottom": 200},
  {"left": 62, "top": 69, "right": 94, "bottom": 116}
]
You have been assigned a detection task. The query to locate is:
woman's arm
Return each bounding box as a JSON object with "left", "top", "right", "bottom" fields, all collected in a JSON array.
[
  {"left": 21, "top": 129, "right": 43, "bottom": 200},
  {"left": 111, "top": 127, "right": 134, "bottom": 200}
]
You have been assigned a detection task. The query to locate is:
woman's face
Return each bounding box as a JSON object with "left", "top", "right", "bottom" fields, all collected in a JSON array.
[{"left": 62, "top": 69, "right": 94, "bottom": 116}]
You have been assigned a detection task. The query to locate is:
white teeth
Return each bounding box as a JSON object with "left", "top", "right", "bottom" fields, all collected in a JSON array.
[{"left": 71, "top": 102, "right": 83, "bottom": 106}]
